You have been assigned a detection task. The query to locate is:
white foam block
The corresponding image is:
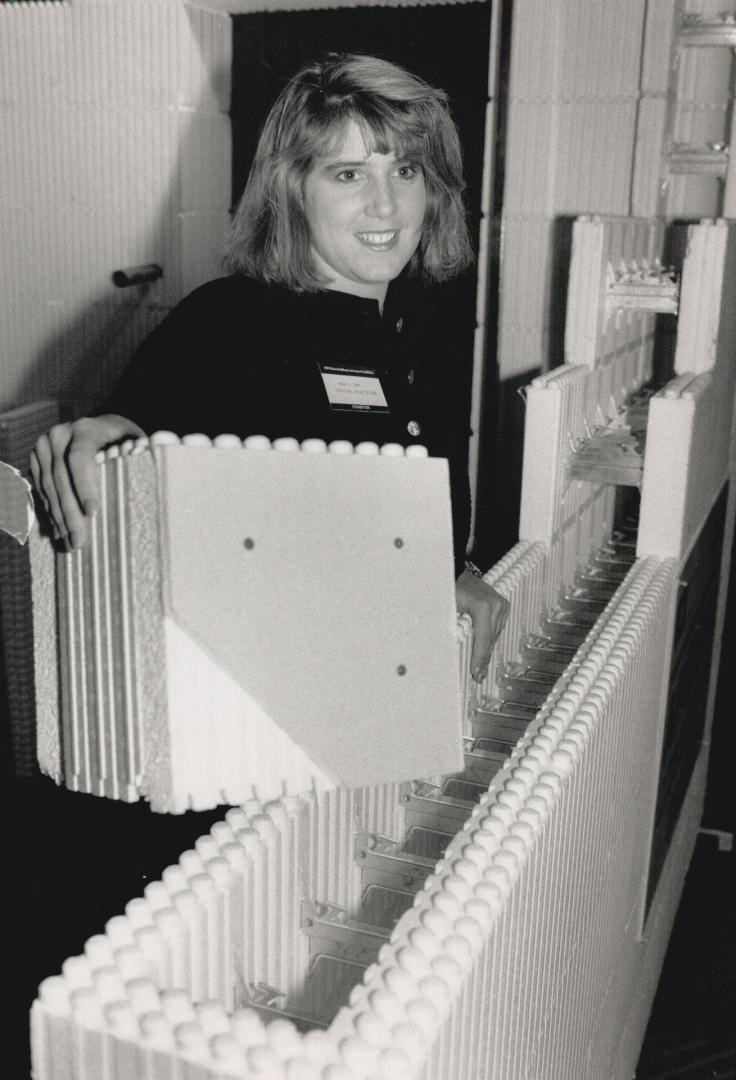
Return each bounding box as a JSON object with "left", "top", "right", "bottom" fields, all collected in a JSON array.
[{"left": 154, "top": 445, "right": 462, "bottom": 788}]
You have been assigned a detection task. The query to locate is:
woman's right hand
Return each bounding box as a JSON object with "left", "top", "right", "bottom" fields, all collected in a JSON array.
[{"left": 30, "top": 415, "right": 145, "bottom": 549}]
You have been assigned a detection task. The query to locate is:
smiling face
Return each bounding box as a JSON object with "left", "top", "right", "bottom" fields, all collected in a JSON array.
[{"left": 301, "top": 120, "right": 427, "bottom": 306}]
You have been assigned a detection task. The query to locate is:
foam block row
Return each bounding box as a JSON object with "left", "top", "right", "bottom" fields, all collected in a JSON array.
[
  {"left": 31, "top": 557, "right": 677, "bottom": 1080},
  {"left": 30, "top": 433, "right": 463, "bottom": 812},
  {"left": 638, "top": 362, "right": 735, "bottom": 562},
  {"left": 334, "top": 556, "right": 678, "bottom": 1080}
]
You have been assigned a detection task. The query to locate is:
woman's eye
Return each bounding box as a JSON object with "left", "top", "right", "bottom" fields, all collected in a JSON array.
[
  {"left": 337, "top": 169, "right": 359, "bottom": 182},
  {"left": 396, "top": 164, "right": 419, "bottom": 179}
]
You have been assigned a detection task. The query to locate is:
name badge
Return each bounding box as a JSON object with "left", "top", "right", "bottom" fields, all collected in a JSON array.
[{"left": 319, "top": 364, "right": 389, "bottom": 413}]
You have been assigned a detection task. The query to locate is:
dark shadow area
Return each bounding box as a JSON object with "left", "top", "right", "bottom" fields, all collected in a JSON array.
[
  {"left": 636, "top": 836, "right": 736, "bottom": 1079},
  {"left": 473, "top": 365, "right": 539, "bottom": 566},
  {"left": 704, "top": 515, "right": 736, "bottom": 837},
  {"left": 645, "top": 485, "right": 729, "bottom": 914},
  {"left": 548, "top": 215, "right": 576, "bottom": 369}
]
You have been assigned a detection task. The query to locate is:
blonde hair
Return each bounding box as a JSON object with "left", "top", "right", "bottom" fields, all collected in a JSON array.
[{"left": 223, "top": 53, "right": 472, "bottom": 290}]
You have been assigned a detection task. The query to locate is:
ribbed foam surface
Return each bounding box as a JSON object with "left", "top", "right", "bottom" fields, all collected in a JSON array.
[
  {"left": 564, "top": 216, "right": 665, "bottom": 371},
  {"left": 498, "top": 1, "right": 649, "bottom": 379},
  {"left": 519, "top": 364, "right": 633, "bottom": 606},
  {"left": 639, "top": 220, "right": 736, "bottom": 562},
  {"left": 0, "top": 0, "right": 231, "bottom": 412},
  {"left": 474, "top": 541, "right": 549, "bottom": 711},
  {"left": 29, "top": 556, "right": 679, "bottom": 1080},
  {"left": 0, "top": 401, "right": 59, "bottom": 780},
  {"left": 673, "top": 218, "right": 736, "bottom": 377},
  {"left": 30, "top": 434, "right": 462, "bottom": 812}
]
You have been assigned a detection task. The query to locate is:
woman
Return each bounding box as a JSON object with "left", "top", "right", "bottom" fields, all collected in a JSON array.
[{"left": 31, "top": 53, "right": 507, "bottom": 680}]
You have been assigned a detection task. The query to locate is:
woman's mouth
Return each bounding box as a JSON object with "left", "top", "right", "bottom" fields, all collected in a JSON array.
[{"left": 355, "top": 230, "right": 399, "bottom": 250}]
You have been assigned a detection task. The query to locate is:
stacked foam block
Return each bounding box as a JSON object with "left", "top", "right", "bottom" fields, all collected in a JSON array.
[
  {"left": 519, "top": 214, "right": 688, "bottom": 606},
  {"left": 498, "top": 0, "right": 649, "bottom": 379},
  {"left": 30, "top": 555, "right": 678, "bottom": 1080},
  {"left": 30, "top": 434, "right": 463, "bottom": 812},
  {"left": 668, "top": 7, "right": 736, "bottom": 220},
  {"left": 639, "top": 219, "right": 736, "bottom": 561},
  {"left": 631, "top": 4, "right": 736, "bottom": 220},
  {"left": 519, "top": 364, "right": 621, "bottom": 608},
  {"left": 0, "top": 399, "right": 59, "bottom": 780},
  {"left": 564, "top": 216, "right": 666, "bottom": 372}
]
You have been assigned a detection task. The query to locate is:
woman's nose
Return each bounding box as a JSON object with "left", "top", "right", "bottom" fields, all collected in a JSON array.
[{"left": 366, "top": 176, "right": 396, "bottom": 218}]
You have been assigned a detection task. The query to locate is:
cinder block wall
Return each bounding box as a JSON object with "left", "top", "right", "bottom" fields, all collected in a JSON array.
[{"left": 0, "top": 0, "right": 232, "bottom": 415}]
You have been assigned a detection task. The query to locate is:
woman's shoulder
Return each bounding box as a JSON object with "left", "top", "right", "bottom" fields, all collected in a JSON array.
[{"left": 175, "top": 274, "right": 290, "bottom": 315}]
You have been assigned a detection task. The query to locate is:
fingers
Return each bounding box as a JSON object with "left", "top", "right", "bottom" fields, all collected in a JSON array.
[
  {"left": 456, "top": 572, "right": 511, "bottom": 683},
  {"left": 469, "top": 601, "right": 494, "bottom": 683},
  {"left": 31, "top": 420, "right": 101, "bottom": 548},
  {"left": 30, "top": 415, "right": 145, "bottom": 548},
  {"left": 31, "top": 426, "right": 72, "bottom": 543}
]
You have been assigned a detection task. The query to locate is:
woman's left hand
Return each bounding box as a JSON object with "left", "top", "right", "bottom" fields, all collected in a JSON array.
[{"left": 455, "top": 570, "right": 510, "bottom": 683}]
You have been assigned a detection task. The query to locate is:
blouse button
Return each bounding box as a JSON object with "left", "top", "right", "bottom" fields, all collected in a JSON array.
[
  {"left": 407, "top": 420, "right": 422, "bottom": 437},
  {"left": 396, "top": 317, "right": 404, "bottom": 333},
  {"left": 407, "top": 369, "right": 415, "bottom": 385}
]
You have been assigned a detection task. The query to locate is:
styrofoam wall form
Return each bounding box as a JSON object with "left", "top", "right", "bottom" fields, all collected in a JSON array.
[
  {"left": 31, "top": 434, "right": 465, "bottom": 814},
  {"left": 665, "top": 0, "right": 736, "bottom": 219},
  {"left": 631, "top": 0, "right": 680, "bottom": 217},
  {"left": 564, "top": 216, "right": 663, "bottom": 369},
  {"left": 674, "top": 218, "right": 736, "bottom": 376},
  {"left": 33, "top": 465, "right": 546, "bottom": 817},
  {"left": 30, "top": 556, "right": 679, "bottom": 1080},
  {"left": 0, "top": 0, "right": 232, "bottom": 413},
  {"left": 632, "top": 0, "right": 735, "bottom": 220},
  {"left": 518, "top": 357, "right": 654, "bottom": 606},
  {"left": 638, "top": 220, "right": 736, "bottom": 562},
  {"left": 498, "top": 0, "right": 648, "bottom": 378},
  {"left": 407, "top": 561, "right": 677, "bottom": 1080},
  {"left": 638, "top": 364, "right": 735, "bottom": 562}
]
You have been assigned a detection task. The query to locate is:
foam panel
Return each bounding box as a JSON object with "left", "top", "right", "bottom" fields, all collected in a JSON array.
[
  {"left": 30, "top": 434, "right": 463, "bottom": 811},
  {"left": 564, "top": 216, "right": 667, "bottom": 371},
  {"left": 519, "top": 364, "right": 628, "bottom": 602},
  {"left": 639, "top": 220, "right": 736, "bottom": 561}
]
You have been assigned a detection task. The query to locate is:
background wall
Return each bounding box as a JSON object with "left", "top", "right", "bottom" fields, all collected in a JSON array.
[{"left": 0, "top": 0, "right": 232, "bottom": 416}]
